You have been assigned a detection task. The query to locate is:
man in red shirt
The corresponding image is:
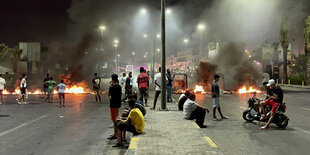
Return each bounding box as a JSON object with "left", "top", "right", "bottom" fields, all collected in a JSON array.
[{"left": 137, "top": 67, "right": 150, "bottom": 107}]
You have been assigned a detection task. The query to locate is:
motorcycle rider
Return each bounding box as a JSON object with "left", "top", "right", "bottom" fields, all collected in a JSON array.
[
  {"left": 253, "top": 82, "right": 272, "bottom": 116},
  {"left": 260, "top": 79, "right": 284, "bottom": 130}
]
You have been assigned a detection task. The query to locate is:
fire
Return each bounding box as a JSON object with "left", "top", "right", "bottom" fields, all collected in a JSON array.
[
  {"left": 12, "top": 88, "right": 21, "bottom": 95},
  {"left": 64, "top": 85, "right": 87, "bottom": 94},
  {"left": 238, "top": 86, "right": 262, "bottom": 94},
  {"left": 194, "top": 85, "right": 205, "bottom": 94},
  {"left": 3, "top": 89, "right": 10, "bottom": 94}
]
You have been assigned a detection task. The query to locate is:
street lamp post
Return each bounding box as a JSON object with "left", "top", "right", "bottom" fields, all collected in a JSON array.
[
  {"left": 113, "top": 39, "right": 119, "bottom": 74},
  {"left": 117, "top": 54, "right": 120, "bottom": 74},
  {"left": 161, "top": 0, "right": 167, "bottom": 110},
  {"left": 184, "top": 39, "right": 189, "bottom": 51},
  {"left": 198, "top": 24, "right": 205, "bottom": 56},
  {"left": 99, "top": 26, "right": 106, "bottom": 50}
]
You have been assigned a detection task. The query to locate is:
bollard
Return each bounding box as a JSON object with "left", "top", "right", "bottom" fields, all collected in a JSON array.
[
  {"left": 288, "top": 79, "right": 290, "bottom": 86},
  {"left": 281, "top": 79, "right": 283, "bottom": 85},
  {"left": 302, "top": 81, "right": 304, "bottom": 87}
]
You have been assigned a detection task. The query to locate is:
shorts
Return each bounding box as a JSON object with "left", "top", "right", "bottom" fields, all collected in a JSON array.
[
  {"left": 110, "top": 108, "right": 120, "bottom": 121},
  {"left": 0, "top": 90, "right": 3, "bottom": 95},
  {"left": 265, "top": 100, "right": 280, "bottom": 113},
  {"left": 212, "top": 97, "right": 220, "bottom": 108},
  {"left": 139, "top": 88, "right": 149, "bottom": 100},
  {"left": 20, "top": 88, "right": 26, "bottom": 95},
  {"left": 118, "top": 122, "right": 139, "bottom": 135},
  {"left": 48, "top": 90, "right": 54, "bottom": 95},
  {"left": 58, "top": 93, "right": 65, "bottom": 99},
  {"left": 93, "top": 88, "right": 100, "bottom": 95}
]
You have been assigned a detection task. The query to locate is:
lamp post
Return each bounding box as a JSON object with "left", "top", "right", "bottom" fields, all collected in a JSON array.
[
  {"left": 117, "top": 54, "right": 120, "bottom": 74},
  {"left": 161, "top": 0, "right": 167, "bottom": 110},
  {"left": 184, "top": 39, "right": 189, "bottom": 51},
  {"left": 198, "top": 24, "right": 205, "bottom": 55},
  {"left": 99, "top": 25, "right": 106, "bottom": 50},
  {"left": 113, "top": 39, "right": 119, "bottom": 74}
]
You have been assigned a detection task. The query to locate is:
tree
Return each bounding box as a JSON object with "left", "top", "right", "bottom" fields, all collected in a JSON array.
[
  {"left": 280, "top": 17, "right": 289, "bottom": 84},
  {"left": 289, "top": 54, "right": 307, "bottom": 84},
  {"left": 0, "top": 43, "right": 8, "bottom": 59},
  {"left": 8, "top": 46, "right": 22, "bottom": 75},
  {"left": 305, "top": 16, "right": 310, "bottom": 85}
]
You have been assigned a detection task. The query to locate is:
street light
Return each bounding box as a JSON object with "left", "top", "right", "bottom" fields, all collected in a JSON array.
[
  {"left": 166, "top": 8, "right": 172, "bottom": 15},
  {"left": 114, "top": 39, "right": 119, "bottom": 44},
  {"left": 143, "top": 34, "right": 148, "bottom": 38},
  {"left": 198, "top": 23, "right": 205, "bottom": 56},
  {"left": 184, "top": 39, "right": 189, "bottom": 51},
  {"left": 99, "top": 25, "right": 106, "bottom": 50},
  {"left": 157, "top": 34, "right": 161, "bottom": 38},
  {"left": 140, "top": 8, "right": 147, "bottom": 14}
]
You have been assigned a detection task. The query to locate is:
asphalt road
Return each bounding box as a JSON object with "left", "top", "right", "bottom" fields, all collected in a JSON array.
[
  {"left": 1, "top": 88, "right": 309, "bottom": 155},
  {"left": 195, "top": 89, "right": 310, "bottom": 155},
  {"left": 0, "top": 94, "right": 128, "bottom": 155}
]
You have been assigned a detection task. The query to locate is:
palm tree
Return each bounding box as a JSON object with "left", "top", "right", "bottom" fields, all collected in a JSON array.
[
  {"left": 8, "top": 46, "right": 22, "bottom": 75},
  {"left": 0, "top": 43, "right": 8, "bottom": 59},
  {"left": 280, "top": 17, "right": 289, "bottom": 84}
]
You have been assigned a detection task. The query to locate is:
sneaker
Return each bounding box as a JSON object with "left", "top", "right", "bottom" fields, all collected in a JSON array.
[
  {"left": 23, "top": 102, "right": 28, "bottom": 104},
  {"left": 112, "top": 143, "right": 124, "bottom": 147},
  {"left": 18, "top": 102, "right": 22, "bottom": 105},
  {"left": 199, "top": 125, "right": 207, "bottom": 128},
  {"left": 150, "top": 107, "right": 155, "bottom": 110},
  {"left": 212, "top": 118, "right": 219, "bottom": 121},
  {"left": 107, "top": 135, "right": 118, "bottom": 140},
  {"left": 0, "top": 102, "right": 2, "bottom": 105},
  {"left": 221, "top": 116, "right": 229, "bottom": 119}
]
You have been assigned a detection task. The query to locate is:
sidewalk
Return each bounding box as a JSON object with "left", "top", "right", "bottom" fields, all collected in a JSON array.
[
  {"left": 279, "top": 84, "right": 310, "bottom": 91},
  {"left": 128, "top": 100, "right": 224, "bottom": 155}
]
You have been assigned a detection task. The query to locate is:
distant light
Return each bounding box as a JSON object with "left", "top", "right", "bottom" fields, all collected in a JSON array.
[
  {"left": 248, "top": 55, "right": 251, "bottom": 58},
  {"left": 157, "top": 48, "right": 160, "bottom": 52},
  {"left": 140, "top": 8, "right": 147, "bottom": 14},
  {"left": 118, "top": 54, "right": 120, "bottom": 57},
  {"left": 198, "top": 24, "right": 205, "bottom": 30},
  {"left": 144, "top": 55, "right": 146, "bottom": 58},
  {"left": 157, "top": 34, "right": 161, "bottom": 38},
  {"left": 114, "top": 44, "right": 118, "bottom": 47},
  {"left": 99, "top": 25, "right": 106, "bottom": 30},
  {"left": 143, "top": 34, "right": 148, "bottom": 38},
  {"left": 145, "top": 52, "right": 148, "bottom": 55},
  {"left": 114, "top": 59, "right": 116, "bottom": 62},
  {"left": 184, "top": 39, "right": 189, "bottom": 43},
  {"left": 132, "top": 52, "right": 135, "bottom": 55},
  {"left": 114, "top": 39, "right": 119, "bottom": 43},
  {"left": 166, "top": 9, "right": 172, "bottom": 14}
]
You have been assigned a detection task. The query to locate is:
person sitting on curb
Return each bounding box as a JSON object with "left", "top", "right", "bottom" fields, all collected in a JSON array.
[
  {"left": 113, "top": 99, "right": 145, "bottom": 147},
  {"left": 178, "top": 90, "right": 190, "bottom": 111},
  {"left": 183, "top": 94, "right": 209, "bottom": 128}
]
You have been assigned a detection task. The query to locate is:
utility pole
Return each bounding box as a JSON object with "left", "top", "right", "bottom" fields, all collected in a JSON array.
[
  {"left": 160, "top": 0, "right": 167, "bottom": 110},
  {"left": 280, "top": 17, "right": 289, "bottom": 84},
  {"left": 305, "top": 16, "right": 310, "bottom": 85}
]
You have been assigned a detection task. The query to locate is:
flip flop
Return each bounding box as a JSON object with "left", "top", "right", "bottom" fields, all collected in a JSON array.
[{"left": 260, "top": 126, "right": 269, "bottom": 130}]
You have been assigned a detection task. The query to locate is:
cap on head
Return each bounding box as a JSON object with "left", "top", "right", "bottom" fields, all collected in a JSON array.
[{"left": 266, "top": 79, "right": 275, "bottom": 87}]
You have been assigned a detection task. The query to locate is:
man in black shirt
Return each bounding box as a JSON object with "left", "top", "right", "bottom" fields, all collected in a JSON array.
[
  {"left": 43, "top": 73, "right": 49, "bottom": 101},
  {"left": 211, "top": 74, "right": 227, "bottom": 120},
  {"left": 108, "top": 74, "right": 122, "bottom": 139},
  {"left": 260, "top": 79, "right": 284, "bottom": 130},
  {"left": 92, "top": 73, "right": 101, "bottom": 103},
  {"left": 167, "top": 69, "right": 173, "bottom": 102}
]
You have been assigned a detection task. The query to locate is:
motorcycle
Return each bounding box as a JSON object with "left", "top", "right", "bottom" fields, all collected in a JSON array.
[{"left": 242, "top": 97, "right": 289, "bottom": 128}]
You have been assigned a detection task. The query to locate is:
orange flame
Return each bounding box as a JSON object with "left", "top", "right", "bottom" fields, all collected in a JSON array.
[
  {"left": 3, "top": 89, "right": 10, "bottom": 94},
  {"left": 238, "top": 86, "right": 261, "bottom": 94},
  {"left": 194, "top": 85, "right": 205, "bottom": 94}
]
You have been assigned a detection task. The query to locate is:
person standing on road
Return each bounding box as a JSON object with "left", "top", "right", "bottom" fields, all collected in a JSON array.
[
  {"left": 137, "top": 67, "right": 150, "bottom": 107},
  {"left": 122, "top": 72, "right": 133, "bottom": 101},
  {"left": 166, "top": 69, "right": 174, "bottom": 102},
  {"left": 57, "top": 80, "right": 66, "bottom": 107},
  {"left": 43, "top": 73, "right": 50, "bottom": 101},
  {"left": 0, "top": 74, "right": 6, "bottom": 104},
  {"left": 45, "top": 77, "right": 56, "bottom": 103},
  {"left": 92, "top": 73, "right": 102, "bottom": 103},
  {"left": 211, "top": 74, "right": 228, "bottom": 121},
  {"left": 108, "top": 74, "right": 122, "bottom": 140},
  {"left": 152, "top": 67, "right": 167, "bottom": 110},
  {"left": 121, "top": 73, "right": 127, "bottom": 94},
  {"left": 19, "top": 73, "right": 27, "bottom": 105},
  {"left": 183, "top": 94, "right": 209, "bottom": 128},
  {"left": 260, "top": 79, "right": 284, "bottom": 130}
]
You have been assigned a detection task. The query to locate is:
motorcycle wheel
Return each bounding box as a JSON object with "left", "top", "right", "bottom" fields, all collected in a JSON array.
[
  {"left": 243, "top": 109, "right": 254, "bottom": 122},
  {"left": 276, "top": 114, "right": 289, "bottom": 128}
]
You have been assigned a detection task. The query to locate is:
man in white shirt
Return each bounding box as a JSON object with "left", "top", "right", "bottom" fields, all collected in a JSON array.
[
  {"left": 19, "top": 73, "right": 27, "bottom": 104},
  {"left": 183, "top": 94, "right": 209, "bottom": 128},
  {"left": 0, "top": 74, "right": 6, "bottom": 104},
  {"left": 151, "top": 67, "right": 167, "bottom": 110}
]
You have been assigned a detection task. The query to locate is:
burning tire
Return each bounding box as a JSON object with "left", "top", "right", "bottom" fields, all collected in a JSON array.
[{"left": 242, "top": 109, "right": 254, "bottom": 122}]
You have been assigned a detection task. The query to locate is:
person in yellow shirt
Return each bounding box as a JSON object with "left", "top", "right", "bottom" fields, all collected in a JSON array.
[{"left": 113, "top": 99, "right": 145, "bottom": 147}]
